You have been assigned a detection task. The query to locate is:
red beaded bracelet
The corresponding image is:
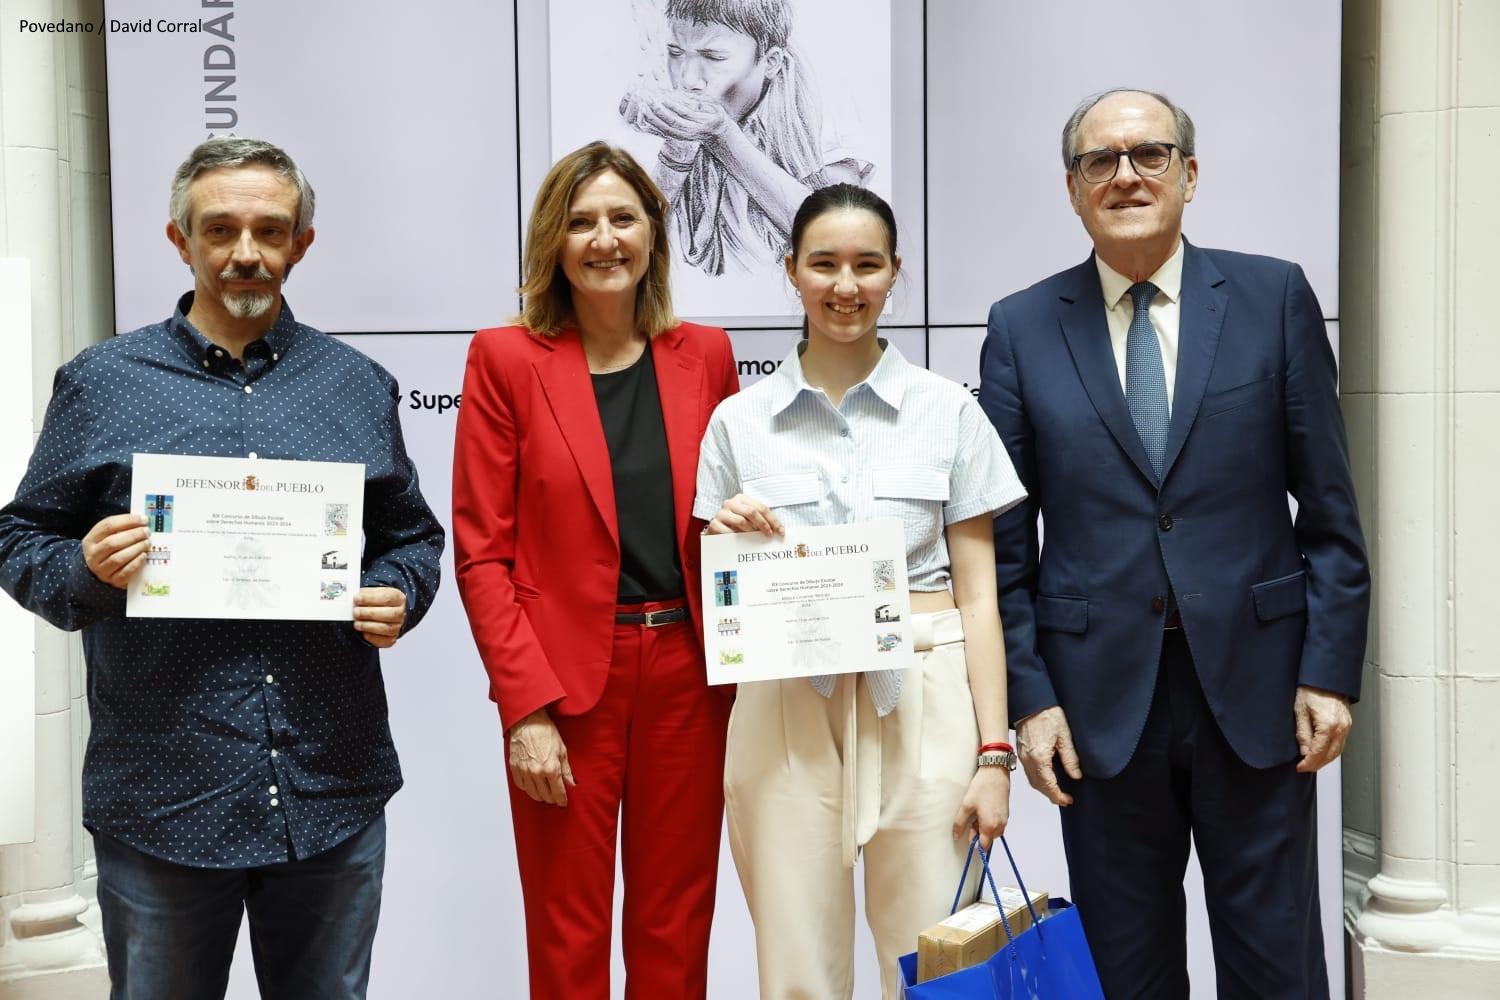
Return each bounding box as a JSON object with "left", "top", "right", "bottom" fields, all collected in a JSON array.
[{"left": 978, "top": 741, "right": 1014, "bottom": 755}]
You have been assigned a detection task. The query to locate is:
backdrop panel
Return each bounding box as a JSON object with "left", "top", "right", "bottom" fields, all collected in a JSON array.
[
  {"left": 923, "top": 0, "right": 1342, "bottom": 328},
  {"left": 104, "top": 0, "right": 520, "bottom": 334}
]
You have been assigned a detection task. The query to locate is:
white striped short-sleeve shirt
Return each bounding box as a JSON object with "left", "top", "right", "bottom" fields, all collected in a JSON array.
[
  {"left": 695, "top": 340, "right": 1026, "bottom": 590},
  {"left": 695, "top": 341, "right": 1026, "bottom": 711}
]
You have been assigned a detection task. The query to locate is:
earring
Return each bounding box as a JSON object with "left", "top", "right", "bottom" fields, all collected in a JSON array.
[
  {"left": 886, "top": 288, "right": 893, "bottom": 299},
  {"left": 794, "top": 289, "right": 802, "bottom": 298}
]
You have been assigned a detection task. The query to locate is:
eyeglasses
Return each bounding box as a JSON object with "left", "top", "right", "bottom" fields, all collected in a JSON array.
[{"left": 1070, "top": 142, "right": 1182, "bottom": 184}]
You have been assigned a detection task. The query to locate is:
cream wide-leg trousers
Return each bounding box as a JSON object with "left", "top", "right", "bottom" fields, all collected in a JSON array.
[{"left": 724, "top": 609, "right": 981, "bottom": 1000}]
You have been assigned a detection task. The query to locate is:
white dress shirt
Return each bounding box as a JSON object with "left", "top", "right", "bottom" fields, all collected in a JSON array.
[{"left": 1096, "top": 238, "right": 1187, "bottom": 413}]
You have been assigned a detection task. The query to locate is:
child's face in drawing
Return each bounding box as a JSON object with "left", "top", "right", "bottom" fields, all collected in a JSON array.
[{"left": 666, "top": 18, "right": 783, "bottom": 122}]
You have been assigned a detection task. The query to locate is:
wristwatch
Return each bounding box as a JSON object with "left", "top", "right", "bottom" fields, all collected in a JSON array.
[{"left": 977, "top": 750, "right": 1017, "bottom": 771}]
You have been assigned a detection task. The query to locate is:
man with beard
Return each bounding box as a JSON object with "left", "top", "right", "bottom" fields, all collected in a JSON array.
[{"left": 0, "top": 136, "right": 445, "bottom": 998}]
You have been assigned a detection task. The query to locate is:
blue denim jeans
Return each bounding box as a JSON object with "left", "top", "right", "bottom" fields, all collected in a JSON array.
[{"left": 94, "top": 814, "right": 386, "bottom": 1000}]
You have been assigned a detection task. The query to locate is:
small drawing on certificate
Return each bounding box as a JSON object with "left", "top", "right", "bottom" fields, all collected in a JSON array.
[
  {"left": 145, "top": 494, "right": 175, "bottom": 533},
  {"left": 872, "top": 559, "right": 896, "bottom": 592},
  {"left": 715, "top": 570, "right": 739, "bottom": 607},
  {"left": 324, "top": 504, "right": 350, "bottom": 536},
  {"left": 139, "top": 551, "right": 173, "bottom": 596}
]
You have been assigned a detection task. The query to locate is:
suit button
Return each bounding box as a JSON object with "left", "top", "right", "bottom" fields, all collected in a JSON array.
[
  {"left": 1158, "top": 514, "right": 1174, "bottom": 531},
  {"left": 1151, "top": 596, "right": 1165, "bottom": 613}
]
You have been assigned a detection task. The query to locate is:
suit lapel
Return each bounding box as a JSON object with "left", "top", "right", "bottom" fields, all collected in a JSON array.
[
  {"left": 536, "top": 330, "right": 618, "bottom": 543},
  {"left": 1057, "top": 260, "right": 1158, "bottom": 485},
  {"left": 1161, "top": 242, "right": 1228, "bottom": 480},
  {"left": 650, "top": 327, "right": 704, "bottom": 548}
]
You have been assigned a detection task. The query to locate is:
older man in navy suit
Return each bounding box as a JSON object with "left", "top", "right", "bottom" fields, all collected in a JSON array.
[{"left": 979, "top": 89, "right": 1369, "bottom": 999}]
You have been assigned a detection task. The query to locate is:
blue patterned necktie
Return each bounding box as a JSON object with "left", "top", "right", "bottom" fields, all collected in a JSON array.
[{"left": 1126, "top": 281, "right": 1169, "bottom": 479}]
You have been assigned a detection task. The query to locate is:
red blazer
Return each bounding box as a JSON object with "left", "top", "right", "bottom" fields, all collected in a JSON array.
[{"left": 453, "top": 322, "right": 739, "bottom": 730}]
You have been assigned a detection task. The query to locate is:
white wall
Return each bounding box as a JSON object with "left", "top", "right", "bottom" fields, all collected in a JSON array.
[{"left": 0, "top": 260, "right": 36, "bottom": 849}]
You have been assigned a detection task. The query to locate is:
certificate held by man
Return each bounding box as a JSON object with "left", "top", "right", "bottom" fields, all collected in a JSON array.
[
  {"left": 127, "top": 453, "right": 365, "bottom": 621},
  {"left": 699, "top": 519, "right": 914, "bottom": 684}
]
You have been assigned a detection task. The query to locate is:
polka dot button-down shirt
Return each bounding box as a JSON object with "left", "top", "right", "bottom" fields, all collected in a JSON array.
[{"left": 0, "top": 295, "right": 445, "bottom": 868}]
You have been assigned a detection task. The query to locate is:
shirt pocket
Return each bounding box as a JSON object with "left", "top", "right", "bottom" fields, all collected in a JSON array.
[
  {"left": 872, "top": 465, "right": 950, "bottom": 543},
  {"left": 744, "top": 472, "right": 822, "bottom": 510}
]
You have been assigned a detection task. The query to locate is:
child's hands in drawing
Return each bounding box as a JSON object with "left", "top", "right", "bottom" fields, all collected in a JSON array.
[{"left": 620, "top": 86, "right": 730, "bottom": 145}]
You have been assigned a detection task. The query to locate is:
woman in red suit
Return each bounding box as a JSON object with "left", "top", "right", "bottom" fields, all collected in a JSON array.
[{"left": 452, "top": 141, "right": 738, "bottom": 999}]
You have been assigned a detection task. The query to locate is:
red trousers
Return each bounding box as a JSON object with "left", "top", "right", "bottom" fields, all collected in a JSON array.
[{"left": 509, "top": 609, "right": 730, "bottom": 999}]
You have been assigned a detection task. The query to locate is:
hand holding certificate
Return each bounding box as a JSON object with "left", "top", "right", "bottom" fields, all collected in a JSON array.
[
  {"left": 126, "top": 453, "right": 365, "bottom": 621},
  {"left": 699, "top": 519, "right": 914, "bottom": 684}
]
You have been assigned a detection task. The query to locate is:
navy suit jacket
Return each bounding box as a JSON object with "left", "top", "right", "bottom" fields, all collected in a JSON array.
[{"left": 979, "top": 241, "right": 1370, "bottom": 778}]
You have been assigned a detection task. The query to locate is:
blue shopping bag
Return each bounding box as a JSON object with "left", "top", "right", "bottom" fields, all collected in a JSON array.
[{"left": 899, "top": 837, "right": 1104, "bottom": 999}]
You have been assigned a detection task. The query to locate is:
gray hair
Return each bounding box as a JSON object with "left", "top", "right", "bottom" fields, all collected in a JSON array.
[
  {"left": 1061, "top": 88, "right": 1196, "bottom": 167},
  {"left": 168, "top": 136, "right": 315, "bottom": 235}
]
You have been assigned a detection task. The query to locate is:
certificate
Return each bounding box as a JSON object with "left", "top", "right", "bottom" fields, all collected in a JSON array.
[
  {"left": 126, "top": 453, "right": 365, "bottom": 621},
  {"left": 700, "top": 519, "right": 914, "bottom": 684}
]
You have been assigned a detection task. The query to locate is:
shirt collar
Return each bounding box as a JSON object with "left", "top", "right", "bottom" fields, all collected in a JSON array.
[
  {"left": 767, "top": 338, "right": 910, "bottom": 416},
  {"left": 1095, "top": 238, "right": 1186, "bottom": 310},
  {"left": 168, "top": 292, "right": 300, "bottom": 363}
]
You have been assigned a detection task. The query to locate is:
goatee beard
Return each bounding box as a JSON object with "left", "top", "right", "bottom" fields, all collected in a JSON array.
[
  {"left": 223, "top": 291, "right": 276, "bottom": 319},
  {"left": 217, "top": 264, "right": 277, "bottom": 319}
]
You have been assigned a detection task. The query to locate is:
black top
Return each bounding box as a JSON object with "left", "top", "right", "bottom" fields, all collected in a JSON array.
[{"left": 591, "top": 347, "right": 683, "bottom": 602}]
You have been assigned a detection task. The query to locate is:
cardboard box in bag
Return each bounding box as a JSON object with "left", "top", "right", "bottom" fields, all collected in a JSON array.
[{"left": 915, "top": 886, "right": 1049, "bottom": 983}]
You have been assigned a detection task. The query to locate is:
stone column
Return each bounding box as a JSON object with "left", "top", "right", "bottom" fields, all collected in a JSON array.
[
  {"left": 0, "top": 0, "right": 112, "bottom": 994},
  {"left": 1342, "top": 0, "right": 1500, "bottom": 992}
]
